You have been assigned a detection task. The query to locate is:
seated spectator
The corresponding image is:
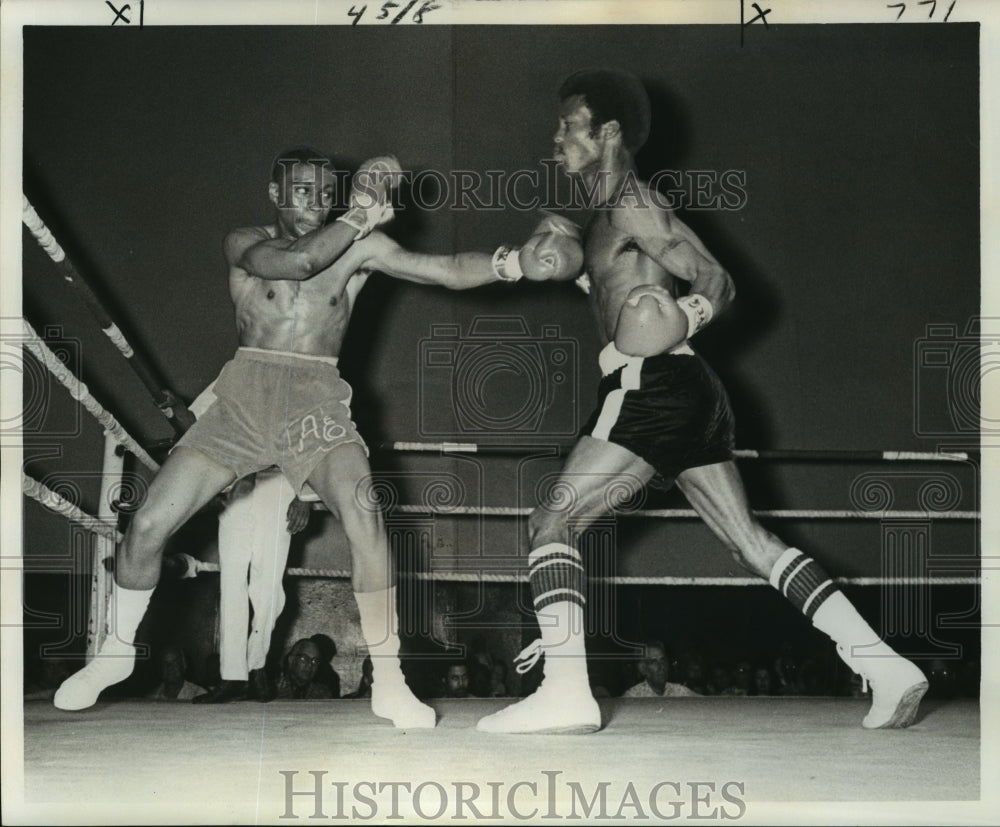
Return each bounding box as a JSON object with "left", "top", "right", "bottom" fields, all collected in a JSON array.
[
  {"left": 490, "top": 660, "right": 509, "bottom": 698},
  {"left": 706, "top": 662, "right": 734, "bottom": 696},
  {"left": 749, "top": 663, "right": 777, "bottom": 696},
  {"left": 723, "top": 660, "right": 753, "bottom": 696},
  {"left": 624, "top": 641, "right": 699, "bottom": 698},
  {"left": 147, "top": 644, "right": 205, "bottom": 701},
  {"left": 773, "top": 643, "right": 802, "bottom": 695},
  {"left": 309, "top": 633, "right": 341, "bottom": 699},
  {"left": 442, "top": 661, "right": 471, "bottom": 698},
  {"left": 927, "top": 658, "right": 960, "bottom": 700},
  {"left": 344, "top": 655, "right": 373, "bottom": 699},
  {"left": 677, "top": 652, "right": 708, "bottom": 695},
  {"left": 797, "top": 656, "right": 827, "bottom": 696},
  {"left": 468, "top": 658, "right": 493, "bottom": 698},
  {"left": 275, "top": 639, "right": 334, "bottom": 700}
]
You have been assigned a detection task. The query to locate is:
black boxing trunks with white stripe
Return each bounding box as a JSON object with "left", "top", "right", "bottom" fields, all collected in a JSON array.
[{"left": 582, "top": 341, "right": 735, "bottom": 489}]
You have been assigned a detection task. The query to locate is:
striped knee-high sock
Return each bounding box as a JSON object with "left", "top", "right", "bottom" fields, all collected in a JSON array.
[
  {"left": 769, "top": 548, "right": 885, "bottom": 653},
  {"left": 526, "top": 543, "right": 587, "bottom": 680}
]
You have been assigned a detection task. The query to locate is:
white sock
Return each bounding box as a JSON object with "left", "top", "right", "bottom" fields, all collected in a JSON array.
[
  {"left": 108, "top": 583, "right": 155, "bottom": 647},
  {"left": 354, "top": 587, "right": 403, "bottom": 681}
]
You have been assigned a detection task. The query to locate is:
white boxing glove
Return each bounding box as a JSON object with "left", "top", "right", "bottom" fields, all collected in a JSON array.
[{"left": 337, "top": 155, "right": 403, "bottom": 240}]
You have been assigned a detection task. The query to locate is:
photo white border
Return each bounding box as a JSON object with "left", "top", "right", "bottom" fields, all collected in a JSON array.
[{"left": 2, "top": 1, "right": 997, "bottom": 824}]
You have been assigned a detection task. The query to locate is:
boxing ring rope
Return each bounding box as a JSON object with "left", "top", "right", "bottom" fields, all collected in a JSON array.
[
  {"left": 20, "top": 319, "right": 160, "bottom": 473},
  {"left": 385, "top": 441, "right": 972, "bottom": 463},
  {"left": 174, "top": 561, "right": 978, "bottom": 587},
  {"left": 307, "top": 503, "right": 980, "bottom": 521},
  {"left": 22, "top": 195, "right": 194, "bottom": 435},
  {"left": 20, "top": 471, "right": 123, "bottom": 544}
]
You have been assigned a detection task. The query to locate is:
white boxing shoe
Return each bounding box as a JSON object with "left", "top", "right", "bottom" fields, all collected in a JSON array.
[
  {"left": 371, "top": 679, "right": 436, "bottom": 729},
  {"left": 53, "top": 643, "right": 136, "bottom": 711},
  {"left": 838, "top": 644, "right": 928, "bottom": 729},
  {"left": 477, "top": 680, "right": 601, "bottom": 735}
]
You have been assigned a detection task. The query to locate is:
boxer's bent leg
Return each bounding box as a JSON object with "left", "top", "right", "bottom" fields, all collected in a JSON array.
[
  {"left": 479, "top": 437, "right": 655, "bottom": 734},
  {"left": 56, "top": 447, "right": 236, "bottom": 710},
  {"left": 675, "top": 461, "right": 785, "bottom": 577},
  {"left": 306, "top": 445, "right": 434, "bottom": 728},
  {"left": 677, "top": 461, "right": 927, "bottom": 728}
]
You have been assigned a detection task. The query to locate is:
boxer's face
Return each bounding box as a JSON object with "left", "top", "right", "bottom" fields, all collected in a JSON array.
[
  {"left": 553, "top": 95, "right": 603, "bottom": 175},
  {"left": 269, "top": 161, "right": 336, "bottom": 239}
]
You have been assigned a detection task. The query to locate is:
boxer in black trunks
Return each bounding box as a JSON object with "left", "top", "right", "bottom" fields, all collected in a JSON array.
[
  {"left": 473, "top": 68, "right": 927, "bottom": 734},
  {"left": 356, "top": 69, "right": 928, "bottom": 734},
  {"left": 53, "top": 147, "right": 572, "bottom": 727}
]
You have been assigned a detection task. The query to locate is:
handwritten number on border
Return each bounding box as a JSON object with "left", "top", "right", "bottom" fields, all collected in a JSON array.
[
  {"left": 888, "top": 0, "right": 956, "bottom": 20},
  {"left": 348, "top": 0, "right": 439, "bottom": 25}
]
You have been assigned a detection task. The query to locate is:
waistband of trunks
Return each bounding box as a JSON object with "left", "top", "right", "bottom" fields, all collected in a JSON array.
[
  {"left": 598, "top": 340, "right": 693, "bottom": 377},
  {"left": 236, "top": 346, "right": 339, "bottom": 368}
]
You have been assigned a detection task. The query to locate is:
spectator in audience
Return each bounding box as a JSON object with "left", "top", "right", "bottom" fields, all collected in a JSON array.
[
  {"left": 678, "top": 652, "right": 708, "bottom": 695},
  {"left": 927, "top": 658, "right": 960, "bottom": 700},
  {"left": 797, "top": 656, "right": 827, "bottom": 696},
  {"left": 148, "top": 643, "right": 205, "bottom": 701},
  {"left": 441, "top": 661, "right": 471, "bottom": 698},
  {"left": 490, "top": 660, "right": 509, "bottom": 698},
  {"left": 624, "top": 641, "right": 699, "bottom": 698},
  {"left": 723, "top": 660, "right": 753, "bottom": 696},
  {"left": 275, "top": 639, "right": 334, "bottom": 699},
  {"left": 706, "top": 662, "right": 734, "bottom": 696},
  {"left": 309, "top": 633, "right": 341, "bottom": 698},
  {"left": 344, "top": 655, "right": 374, "bottom": 699},
  {"left": 773, "top": 644, "right": 802, "bottom": 695},
  {"left": 749, "top": 663, "right": 776, "bottom": 696},
  {"left": 468, "top": 658, "right": 493, "bottom": 698}
]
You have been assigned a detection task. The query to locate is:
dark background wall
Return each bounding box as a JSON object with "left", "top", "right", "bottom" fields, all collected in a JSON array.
[{"left": 18, "top": 24, "right": 980, "bottom": 676}]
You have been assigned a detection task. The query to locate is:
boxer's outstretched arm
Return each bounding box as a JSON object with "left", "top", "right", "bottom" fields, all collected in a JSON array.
[
  {"left": 227, "top": 223, "right": 358, "bottom": 282},
  {"left": 355, "top": 211, "right": 584, "bottom": 289},
  {"left": 358, "top": 232, "right": 497, "bottom": 289}
]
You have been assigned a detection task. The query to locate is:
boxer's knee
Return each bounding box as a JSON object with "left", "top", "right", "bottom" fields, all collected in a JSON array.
[
  {"left": 528, "top": 505, "right": 570, "bottom": 549},
  {"left": 125, "top": 504, "right": 174, "bottom": 555}
]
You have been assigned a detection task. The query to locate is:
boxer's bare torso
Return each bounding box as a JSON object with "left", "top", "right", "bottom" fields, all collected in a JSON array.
[
  {"left": 227, "top": 223, "right": 366, "bottom": 358},
  {"left": 581, "top": 182, "right": 727, "bottom": 347}
]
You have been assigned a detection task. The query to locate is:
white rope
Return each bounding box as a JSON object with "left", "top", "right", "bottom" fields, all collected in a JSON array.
[
  {"left": 386, "top": 504, "right": 980, "bottom": 520},
  {"left": 21, "top": 319, "right": 159, "bottom": 472},
  {"left": 22, "top": 195, "right": 66, "bottom": 262},
  {"left": 177, "top": 562, "right": 977, "bottom": 586},
  {"left": 21, "top": 472, "right": 123, "bottom": 543},
  {"left": 389, "top": 441, "right": 970, "bottom": 462}
]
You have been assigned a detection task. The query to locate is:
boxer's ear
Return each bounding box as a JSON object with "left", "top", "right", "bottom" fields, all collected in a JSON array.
[
  {"left": 268, "top": 181, "right": 280, "bottom": 206},
  {"left": 601, "top": 119, "right": 622, "bottom": 141}
]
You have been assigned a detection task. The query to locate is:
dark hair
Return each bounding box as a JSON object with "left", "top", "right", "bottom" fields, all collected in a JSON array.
[
  {"left": 642, "top": 639, "right": 667, "bottom": 660},
  {"left": 559, "top": 68, "right": 651, "bottom": 153},
  {"left": 270, "top": 146, "right": 334, "bottom": 183}
]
